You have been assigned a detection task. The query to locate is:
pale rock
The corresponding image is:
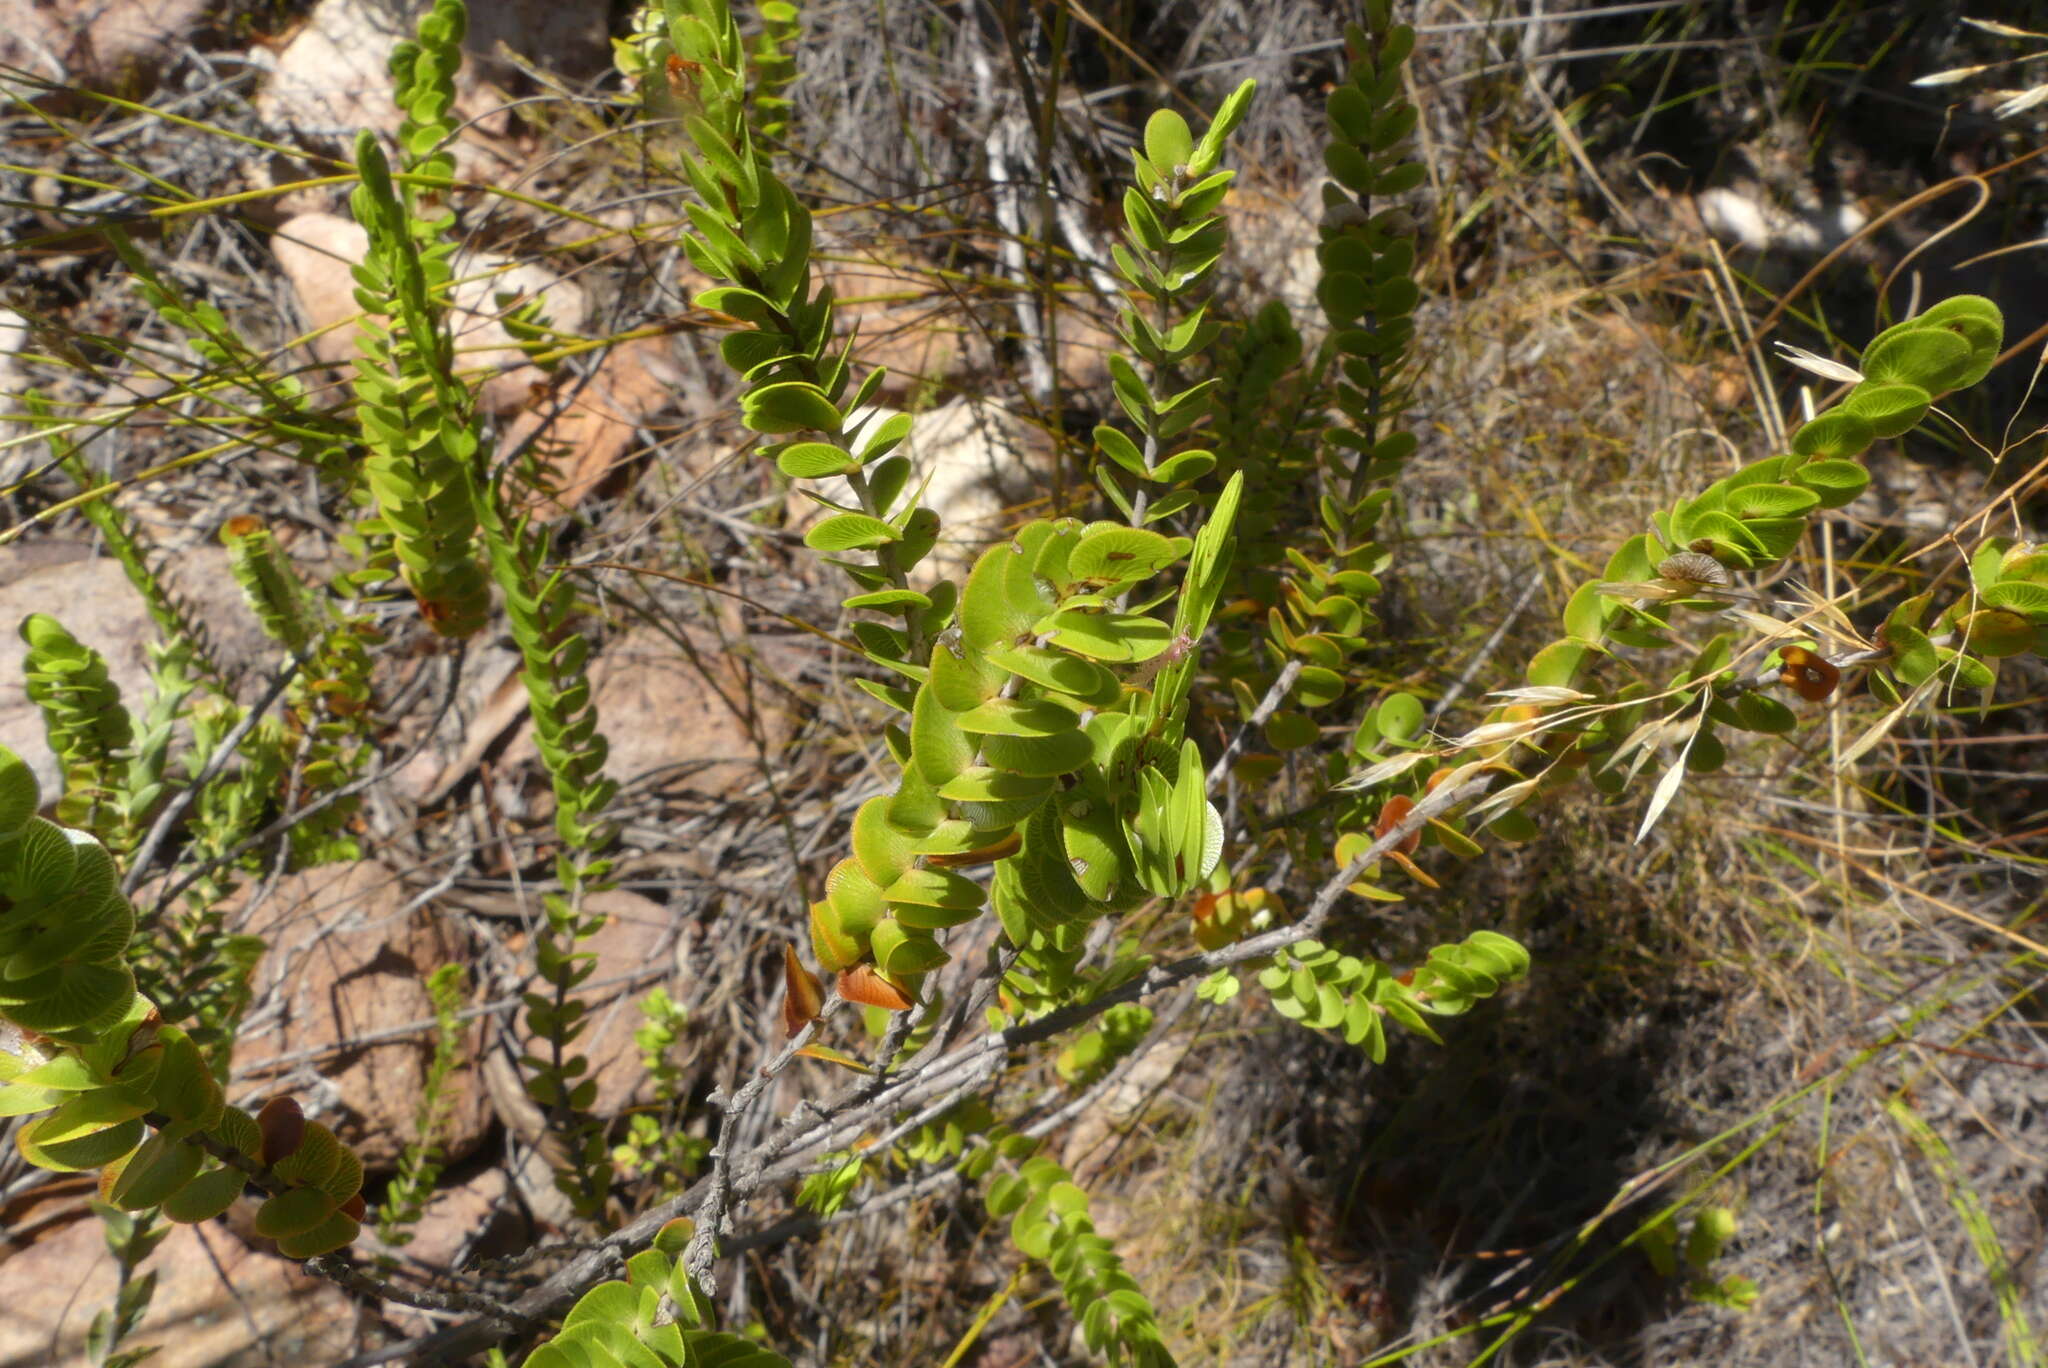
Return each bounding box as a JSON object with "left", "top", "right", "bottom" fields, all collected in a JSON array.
[
  {"left": 390, "top": 644, "right": 528, "bottom": 808},
  {"left": 0, "top": 1214, "right": 356, "bottom": 1367},
  {"left": 501, "top": 624, "right": 795, "bottom": 802},
  {"left": 271, "top": 211, "right": 591, "bottom": 415},
  {"left": 494, "top": 336, "right": 685, "bottom": 513},
  {"left": 0, "top": 307, "right": 32, "bottom": 486},
  {"left": 1696, "top": 185, "right": 1869, "bottom": 257},
  {"left": 361, "top": 1167, "right": 522, "bottom": 1336},
  {"left": 254, "top": 0, "right": 609, "bottom": 179},
  {"left": 383, "top": 1165, "right": 515, "bottom": 1269},
  {"left": 0, "top": 0, "right": 209, "bottom": 97},
  {"left": 1222, "top": 181, "right": 1324, "bottom": 326},
  {"left": 230, "top": 860, "right": 491, "bottom": 1170}
]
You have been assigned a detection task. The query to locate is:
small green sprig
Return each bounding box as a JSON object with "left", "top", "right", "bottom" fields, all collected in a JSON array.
[
  {"left": 378, "top": 963, "right": 468, "bottom": 1245},
  {"left": 747, "top": 0, "right": 802, "bottom": 145},
  {"left": 1438, "top": 295, "right": 2020, "bottom": 842},
  {"left": 19, "top": 614, "right": 136, "bottom": 843},
  {"left": 109, "top": 230, "right": 352, "bottom": 478},
  {"left": 27, "top": 401, "right": 229, "bottom": 691},
  {"left": 219, "top": 516, "right": 378, "bottom": 863},
  {"left": 84, "top": 1202, "right": 169, "bottom": 1368},
  {"left": 654, "top": 0, "right": 1252, "bottom": 1010},
  {"left": 610, "top": 987, "right": 708, "bottom": 1199},
  {"left": 1253, "top": 931, "right": 1530, "bottom": 1062},
  {"left": 1276, "top": 0, "right": 1424, "bottom": 715},
  {"left": 1091, "top": 81, "right": 1254, "bottom": 530},
  {"left": 986, "top": 1154, "right": 1176, "bottom": 1367},
  {"left": 479, "top": 494, "right": 618, "bottom": 1216},
  {"left": 523, "top": 1220, "right": 786, "bottom": 1368},
  {"left": 346, "top": 1, "right": 492, "bottom": 637}
]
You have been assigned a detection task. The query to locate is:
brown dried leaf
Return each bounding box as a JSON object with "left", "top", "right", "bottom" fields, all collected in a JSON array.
[
  {"left": 782, "top": 943, "right": 825, "bottom": 1037},
  {"left": 837, "top": 964, "right": 914, "bottom": 1012}
]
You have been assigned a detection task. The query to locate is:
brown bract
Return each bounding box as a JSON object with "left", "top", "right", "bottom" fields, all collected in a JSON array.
[{"left": 1778, "top": 645, "right": 1841, "bottom": 702}]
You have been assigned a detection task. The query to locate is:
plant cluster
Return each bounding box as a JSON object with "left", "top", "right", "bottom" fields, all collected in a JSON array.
[
  {"left": 0, "top": 747, "right": 368, "bottom": 1261},
  {"left": 6, "top": 0, "right": 2036, "bottom": 1362}
]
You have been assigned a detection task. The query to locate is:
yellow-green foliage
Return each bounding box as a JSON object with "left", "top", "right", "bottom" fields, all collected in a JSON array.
[
  {"left": 346, "top": 0, "right": 492, "bottom": 638},
  {"left": 0, "top": 745, "right": 366, "bottom": 1258}
]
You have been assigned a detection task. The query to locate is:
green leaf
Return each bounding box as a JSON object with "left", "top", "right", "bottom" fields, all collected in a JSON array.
[
  {"left": 1732, "top": 693, "right": 1797, "bottom": 735},
  {"left": 1318, "top": 272, "right": 1369, "bottom": 323},
  {"left": 1374, "top": 162, "right": 1426, "bottom": 195},
  {"left": 804, "top": 513, "right": 899, "bottom": 551},
  {"left": 844, "top": 589, "right": 931, "bottom": 611},
  {"left": 954, "top": 698, "right": 1081, "bottom": 736},
  {"left": 1526, "top": 639, "right": 1589, "bottom": 689},
  {"left": 1564, "top": 580, "right": 1614, "bottom": 642},
  {"left": 1190, "top": 77, "right": 1256, "bottom": 174},
  {"left": 910, "top": 683, "right": 974, "bottom": 786},
  {"left": 1376, "top": 692, "right": 1425, "bottom": 744},
  {"left": 1326, "top": 84, "right": 1373, "bottom": 143},
  {"left": 959, "top": 541, "right": 1041, "bottom": 653},
  {"left": 775, "top": 441, "right": 859, "bottom": 478},
  {"left": 870, "top": 918, "right": 949, "bottom": 976},
  {"left": 978, "top": 729, "right": 1094, "bottom": 778},
  {"left": 1143, "top": 109, "right": 1195, "bottom": 170},
  {"left": 1094, "top": 425, "right": 1146, "bottom": 477},
  {"left": 1604, "top": 534, "right": 1661, "bottom": 583},
  {"left": 1789, "top": 458, "right": 1870, "bottom": 509},
  {"left": 694, "top": 286, "right": 780, "bottom": 327},
  {"left": 928, "top": 638, "right": 1003, "bottom": 711},
  {"left": 1983, "top": 580, "right": 2048, "bottom": 619},
  {"left": 743, "top": 381, "right": 841, "bottom": 434},
  {"left": 159, "top": 1163, "right": 244, "bottom": 1224},
  {"left": 1264, "top": 711, "right": 1318, "bottom": 750},
  {"left": 1861, "top": 325, "right": 1972, "bottom": 394},
  {"left": 1838, "top": 381, "right": 1930, "bottom": 438},
  {"left": 1901, "top": 294, "right": 2003, "bottom": 389},
  {"left": 1323, "top": 141, "right": 1372, "bottom": 192},
  {"left": 1724, "top": 482, "right": 1820, "bottom": 519},
  {"left": 937, "top": 767, "right": 1056, "bottom": 804},
  {"left": 882, "top": 868, "right": 986, "bottom": 910},
  {"left": 1060, "top": 784, "right": 1134, "bottom": 903},
  {"left": 1067, "top": 526, "right": 1184, "bottom": 586},
  {"left": 1039, "top": 609, "right": 1174, "bottom": 663},
  {"left": 983, "top": 645, "right": 1118, "bottom": 703},
  {"left": 1790, "top": 411, "right": 1874, "bottom": 460},
  {"left": 1737, "top": 516, "right": 1807, "bottom": 562},
  {"left": 857, "top": 411, "right": 914, "bottom": 461},
  {"left": 1148, "top": 448, "right": 1215, "bottom": 483}
]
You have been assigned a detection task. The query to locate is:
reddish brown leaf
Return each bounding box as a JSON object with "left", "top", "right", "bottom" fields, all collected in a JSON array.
[
  {"left": 837, "top": 964, "right": 914, "bottom": 1012},
  {"left": 1374, "top": 794, "right": 1423, "bottom": 855},
  {"left": 256, "top": 1096, "right": 305, "bottom": 1167},
  {"left": 1778, "top": 646, "right": 1841, "bottom": 702},
  {"left": 782, "top": 943, "right": 825, "bottom": 1038}
]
